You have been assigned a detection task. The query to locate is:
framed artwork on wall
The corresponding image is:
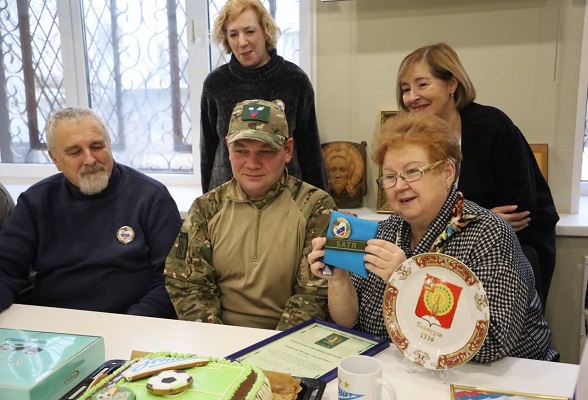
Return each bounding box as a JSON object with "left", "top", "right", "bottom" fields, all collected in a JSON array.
[
  {"left": 376, "top": 111, "right": 398, "bottom": 214},
  {"left": 530, "top": 143, "right": 548, "bottom": 182},
  {"left": 321, "top": 141, "right": 368, "bottom": 209},
  {"left": 380, "top": 110, "right": 398, "bottom": 125}
]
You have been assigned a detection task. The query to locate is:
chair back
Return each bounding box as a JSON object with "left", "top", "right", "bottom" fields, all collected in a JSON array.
[
  {"left": 521, "top": 244, "right": 545, "bottom": 313},
  {"left": 0, "top": 183, "right": 15, "bottom": 230}
]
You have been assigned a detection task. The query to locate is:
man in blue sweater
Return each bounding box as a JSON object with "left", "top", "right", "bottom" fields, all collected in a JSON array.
[{"left": 0, "top": 107, "right": 182, "bottom": 318}]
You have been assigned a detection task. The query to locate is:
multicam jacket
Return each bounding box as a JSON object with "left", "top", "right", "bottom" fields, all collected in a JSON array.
[{"left": 165, "top": 173, "right": 335, "bottom": 330}]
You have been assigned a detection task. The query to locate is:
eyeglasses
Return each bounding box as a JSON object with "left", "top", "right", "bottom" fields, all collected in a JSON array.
[{"left": 376, "top": 160, "right": 444, "bottom": 189}]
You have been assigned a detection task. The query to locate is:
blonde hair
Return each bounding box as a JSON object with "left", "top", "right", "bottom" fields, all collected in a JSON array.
[
  {"left": 396, "top": 43, "right": 476, "bottom": 111},
  {"left": 212, "top": 0, "right": 280, "bottom": 54},
  {"left": 372, "top": 112, "right": 462, "bottom": 183}
]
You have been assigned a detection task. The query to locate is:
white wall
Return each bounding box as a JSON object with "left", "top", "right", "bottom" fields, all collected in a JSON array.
[
  {"left": 314, "top": 0, "right": 587, "bottom": 364},
  {"left": 314, "top": 0, "right": 586, "bottom": 214}
]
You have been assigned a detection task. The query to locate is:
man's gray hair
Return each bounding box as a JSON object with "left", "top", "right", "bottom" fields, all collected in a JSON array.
[{"left": 45, "top": 107, "right": 111, "bottom": 152}]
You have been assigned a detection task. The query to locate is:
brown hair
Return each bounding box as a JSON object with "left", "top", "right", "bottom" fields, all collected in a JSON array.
[
  {"left": 212, "top": 0, "right": 280, "bottom": 54},
  {"left": 372, "top": 112, "right": 462, "bottom": 182},
  {"left": 396, "top": 43, "right": 476, "bottom": 111}
]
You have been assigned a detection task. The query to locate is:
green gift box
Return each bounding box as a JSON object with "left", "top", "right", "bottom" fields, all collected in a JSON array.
[{"left": 0, "top": 328, "right": 104, "bottom": 400}]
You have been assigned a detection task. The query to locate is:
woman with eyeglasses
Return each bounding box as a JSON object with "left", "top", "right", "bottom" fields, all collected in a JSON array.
[
  {"left": 308, "top": 112, "right": 558, "bottom": 363},
  {"left": 396, "top": 43, "right": 558, "bottom": 310}
]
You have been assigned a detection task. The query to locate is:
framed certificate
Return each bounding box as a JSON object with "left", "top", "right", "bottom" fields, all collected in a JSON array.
[
  {"left": 530, "top": 143, "right": 548, "bottom": 181},
  {"left": 450, "top": 384, "right": 571, "bottom": 400},
  {"left": 226, "top": 319, "right": 390, "bottom": 382}
]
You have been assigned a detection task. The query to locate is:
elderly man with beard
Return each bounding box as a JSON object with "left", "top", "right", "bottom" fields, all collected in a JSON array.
[{"left": 0, "top": 107, "right": 182, "bottom": 318}]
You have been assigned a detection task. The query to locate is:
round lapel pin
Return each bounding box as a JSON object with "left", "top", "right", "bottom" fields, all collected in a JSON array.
[
  {"left": 116, "top": 226, "right": 135, "bottom": 244},
  {"left": 332, "top": 217, "right": 351, "bottom": 239}
]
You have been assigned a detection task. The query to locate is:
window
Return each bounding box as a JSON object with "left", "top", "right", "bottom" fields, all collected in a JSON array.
[
  {"left": 579, "top": 1, "right": 588, "bottom": 195},
  {"left": 583, "top": 99, "right": 588, "bottom": 187},
  {"left": 0, "top": 0, "right": 306, "bottom": 187}
]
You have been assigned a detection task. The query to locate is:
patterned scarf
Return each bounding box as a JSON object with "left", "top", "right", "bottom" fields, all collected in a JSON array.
[{"left": 428, "top": 191, "right": 478, "bottom": 253}]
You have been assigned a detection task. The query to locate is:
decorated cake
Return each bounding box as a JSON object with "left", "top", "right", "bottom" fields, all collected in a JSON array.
[{"left": 79, "top": 352, "right": 274, "bottom": 400}]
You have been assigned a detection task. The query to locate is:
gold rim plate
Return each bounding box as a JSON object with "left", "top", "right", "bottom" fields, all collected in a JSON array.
[{"left": 383, "top": 253, "right": 489, "bottom": 370}]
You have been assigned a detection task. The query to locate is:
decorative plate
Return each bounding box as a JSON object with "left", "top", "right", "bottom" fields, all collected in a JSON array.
[{"left": 383, "top": 253, "right": 489, "bottom": 370}]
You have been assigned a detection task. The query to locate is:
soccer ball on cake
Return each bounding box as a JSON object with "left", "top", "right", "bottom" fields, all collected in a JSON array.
[{"left": 146, "top": 369, "right": 193, "bottom": 395}]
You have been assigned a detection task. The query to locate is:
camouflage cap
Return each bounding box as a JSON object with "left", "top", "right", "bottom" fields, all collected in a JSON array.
[{"left": 226, "top": 99, "right": 288, "bottom": 149}]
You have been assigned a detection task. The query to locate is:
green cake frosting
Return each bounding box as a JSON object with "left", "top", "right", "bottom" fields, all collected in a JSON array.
[{"left": 79, "top": 352, "right": 271, "bottom": 400}]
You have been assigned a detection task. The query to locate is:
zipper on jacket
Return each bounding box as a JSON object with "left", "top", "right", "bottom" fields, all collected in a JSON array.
[{"left": 253, "top": 208, "right": 262, "bottom": 260}]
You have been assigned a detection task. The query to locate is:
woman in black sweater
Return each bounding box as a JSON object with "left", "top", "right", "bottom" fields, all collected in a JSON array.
[
  {"left": 200, "top": 0, "right": 326, "bottom": 192},
  {"left": 395, "top": 42, "right": 559, "bottom": 308}
]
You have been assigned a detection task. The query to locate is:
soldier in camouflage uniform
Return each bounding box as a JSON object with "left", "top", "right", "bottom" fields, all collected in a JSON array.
[{"left": 165, "top": 99, "right": 336, "bottom": 330}]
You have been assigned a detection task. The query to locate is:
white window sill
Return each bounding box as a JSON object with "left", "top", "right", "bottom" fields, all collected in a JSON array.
[
  {"left": 167, "top": 186, "right": 202, "bottom": 219},
  {"left": 555, "top": 196, "right": 588, "bottom": 236},
  {"left": 341, "top": 197, "right": 588, "bottom": 238},
  {"left": 4, "top": 182, "right": 588, "bottom": 237},
  {"left": 2, "top": 182, "right": 201, "bottom": 221}
]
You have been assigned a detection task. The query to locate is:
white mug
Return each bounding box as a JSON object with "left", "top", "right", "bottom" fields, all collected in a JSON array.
[{"left": 338, "top": 355, "right": 397, "bottom": 400}]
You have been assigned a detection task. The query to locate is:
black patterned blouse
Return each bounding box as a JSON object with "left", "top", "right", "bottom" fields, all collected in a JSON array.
[{"left": 351, "top": 188, "right": 559, "bottom": 363}]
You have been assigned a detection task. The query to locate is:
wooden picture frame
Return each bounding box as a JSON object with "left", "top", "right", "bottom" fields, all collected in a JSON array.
[
  {"left": 321, "top": 141, "right": 368, "bottom": 209},
  {"left": 376, "top": 111, "right": 398, "bottom": 213},
  {"left": 530, "top": 143, "right": 548, "bottom": 182},
  {"left": 450, "top": 384, "right": 570, "bottom": 400}
]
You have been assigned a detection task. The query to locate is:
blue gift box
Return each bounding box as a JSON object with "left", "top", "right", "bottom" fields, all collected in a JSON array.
[
  {"left": 0, "top": 328, "right": 104, "bottom": 400},
  {"left": 322, "top": 211, "right": 379, "bottom": 278}
]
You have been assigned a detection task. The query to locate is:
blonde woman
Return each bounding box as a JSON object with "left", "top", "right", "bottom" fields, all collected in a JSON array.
[
  {"left": 200, "top": 0, "right": 326, "bottom": 193},
  {"left": 396, "top": 43, "right": 558, "bottom": 308}
]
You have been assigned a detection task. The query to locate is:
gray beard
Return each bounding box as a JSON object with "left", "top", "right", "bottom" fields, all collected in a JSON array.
[{"left": 78, "top": 170, "right": 109, "bottom": 195}]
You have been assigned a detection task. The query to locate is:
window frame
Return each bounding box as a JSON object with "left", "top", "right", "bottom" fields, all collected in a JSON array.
[{"left": 0, "top": 0, "right": 313, "bottom": 193}]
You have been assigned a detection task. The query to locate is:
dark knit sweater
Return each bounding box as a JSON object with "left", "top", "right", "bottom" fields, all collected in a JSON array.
[
  {"left": 200, "top": 49, "right": 327, "bottom": 192},
  {"left": 0, "top": 163, "right": 182, "bottom": 318},
  {"left": 458, "top": 102, "right": 559, "bottom": 300}
]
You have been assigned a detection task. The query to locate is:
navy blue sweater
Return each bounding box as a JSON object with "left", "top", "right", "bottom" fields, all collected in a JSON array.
[{"left": 0, "top": 163, "right": 182, "bottom": 318}]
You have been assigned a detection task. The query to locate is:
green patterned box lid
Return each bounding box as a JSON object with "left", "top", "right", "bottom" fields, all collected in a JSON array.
[{"left": 0, "top": 328, "right": 104, "bottom": 400}]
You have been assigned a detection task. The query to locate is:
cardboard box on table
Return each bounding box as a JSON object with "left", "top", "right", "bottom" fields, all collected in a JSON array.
[{"left": 0, "top": 328, "right": 104, "bottom": 400}]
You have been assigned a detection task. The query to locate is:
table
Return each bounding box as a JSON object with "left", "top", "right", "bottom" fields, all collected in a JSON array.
[{"left": 0, "top": 304, "right": 580, "bottom": 399}]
